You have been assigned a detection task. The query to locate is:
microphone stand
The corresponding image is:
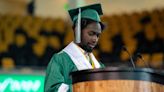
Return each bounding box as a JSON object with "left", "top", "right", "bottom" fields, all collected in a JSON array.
[
  {"left": 122, "top": 46, "right": 136, "bottom": 69},
  {"left": 136, "top": 53, "right": 150, "bottom": 68}
]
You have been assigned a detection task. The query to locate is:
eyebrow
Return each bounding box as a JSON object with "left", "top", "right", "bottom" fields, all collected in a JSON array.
[{"left": 89, "top": 30, "right": 101, "bottom": 35}]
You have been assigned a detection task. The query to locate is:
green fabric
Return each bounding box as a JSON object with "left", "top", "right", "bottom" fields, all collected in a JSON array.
[
  {"left": 72, "top": 9, "right": 101, "bottom": 23},
  {"left": 44, "top": 51, "right": 105, "bottom": 92},
  {"left": 68, "top": 3, "right": 103, "bottom": 24},
  {"left": 99, "top": 61, "right": 105, "bottom": 68}
]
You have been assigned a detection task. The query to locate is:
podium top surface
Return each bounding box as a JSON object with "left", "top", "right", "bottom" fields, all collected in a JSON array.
[{"left": 71, "top": 67, "right": 164, "bottom": 85}]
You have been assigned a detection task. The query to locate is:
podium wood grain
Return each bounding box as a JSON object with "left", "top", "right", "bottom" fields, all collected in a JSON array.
[{"left": 73, "top": 80, "right": 164, "bottom": 92}]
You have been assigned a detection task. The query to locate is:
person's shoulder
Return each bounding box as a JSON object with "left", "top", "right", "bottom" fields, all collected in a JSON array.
[
  {"left": 49, "top": 51, "right": 75, "bottom": 68},
  {"left": 53, "top": 51, "right": 68, "bottom": 57},
  {"left": 50, "top": 51, "right": 69, "bottom": 61}
]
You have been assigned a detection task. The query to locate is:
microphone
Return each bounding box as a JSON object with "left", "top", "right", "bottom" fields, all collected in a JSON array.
[
  {"left": 122, "top": 46, "right": 136, "bottom": 68},
  {"left": 136, "top": 53, "right": 149, "bottom": 68}
]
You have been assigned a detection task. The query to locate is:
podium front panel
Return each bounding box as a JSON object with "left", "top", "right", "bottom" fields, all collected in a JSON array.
[{"left": 71, "top": 68, "right": 164, "bottom": 92}]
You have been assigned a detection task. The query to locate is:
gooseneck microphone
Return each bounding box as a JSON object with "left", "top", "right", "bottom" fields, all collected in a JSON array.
[
  {"left": 122, "top": 46, "right": 136, "bottom": 68},
  {"left": 136, "top": 53, "right": 150, "bottom": 68}
]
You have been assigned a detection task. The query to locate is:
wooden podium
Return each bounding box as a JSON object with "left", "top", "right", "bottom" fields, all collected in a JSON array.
[{"left": 71, "top": 67, "right": 164, "bottom": 92}]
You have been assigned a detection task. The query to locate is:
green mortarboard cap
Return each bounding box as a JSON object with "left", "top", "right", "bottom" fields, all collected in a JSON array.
[
  {"left": 68, "top": 3, "right": 103, "bottom": 23},
  {"left": 68, "top": 3, "right": 104, "bottom": 43}
]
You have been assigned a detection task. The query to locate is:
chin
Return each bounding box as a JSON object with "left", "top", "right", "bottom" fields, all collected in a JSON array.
[
  {"left": 86, "top": 47, "right": 93, "bottom": 52},
  {"left": 79, "top": 43, "right": 94, "bottom": 52}
]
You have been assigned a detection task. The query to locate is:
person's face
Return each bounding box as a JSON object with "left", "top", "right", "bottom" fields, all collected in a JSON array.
[{"left": 80, "top": 22, "right": 102, "bottom": 52}]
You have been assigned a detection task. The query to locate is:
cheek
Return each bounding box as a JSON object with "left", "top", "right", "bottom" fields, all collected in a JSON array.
[
  {"left": 81, "top": 34, "right": 89, "bottom": 43},
  {"left": 81, "top": 35, "right": 87, "bottom": 43}
]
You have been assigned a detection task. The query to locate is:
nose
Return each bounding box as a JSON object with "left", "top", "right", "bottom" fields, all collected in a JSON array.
[{"left": 92, "top": 35, "right": 98, "bottom": 43}]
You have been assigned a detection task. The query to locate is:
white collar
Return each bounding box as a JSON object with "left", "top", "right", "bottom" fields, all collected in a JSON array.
[{"left": 63, "top": 42, "right": 101, "bottom": 70}]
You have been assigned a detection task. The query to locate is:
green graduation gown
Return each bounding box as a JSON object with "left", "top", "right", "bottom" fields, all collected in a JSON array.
[{"left": 44, "top": 42, "right": 105, "bottom": 92}]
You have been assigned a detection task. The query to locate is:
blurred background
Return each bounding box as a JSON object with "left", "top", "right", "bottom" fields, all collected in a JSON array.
[{"left": 0, "top": 0, "right": 164, "bottom": 91}]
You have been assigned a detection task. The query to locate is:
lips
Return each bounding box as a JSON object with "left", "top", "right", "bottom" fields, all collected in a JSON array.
[{"left": 88, "top": 43, "right": 96, "bottom": 48}]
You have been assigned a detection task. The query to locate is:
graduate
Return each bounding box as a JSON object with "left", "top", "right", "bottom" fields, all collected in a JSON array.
[{"left": 44, "top": 3, "right": 105, "bottom": 92}]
